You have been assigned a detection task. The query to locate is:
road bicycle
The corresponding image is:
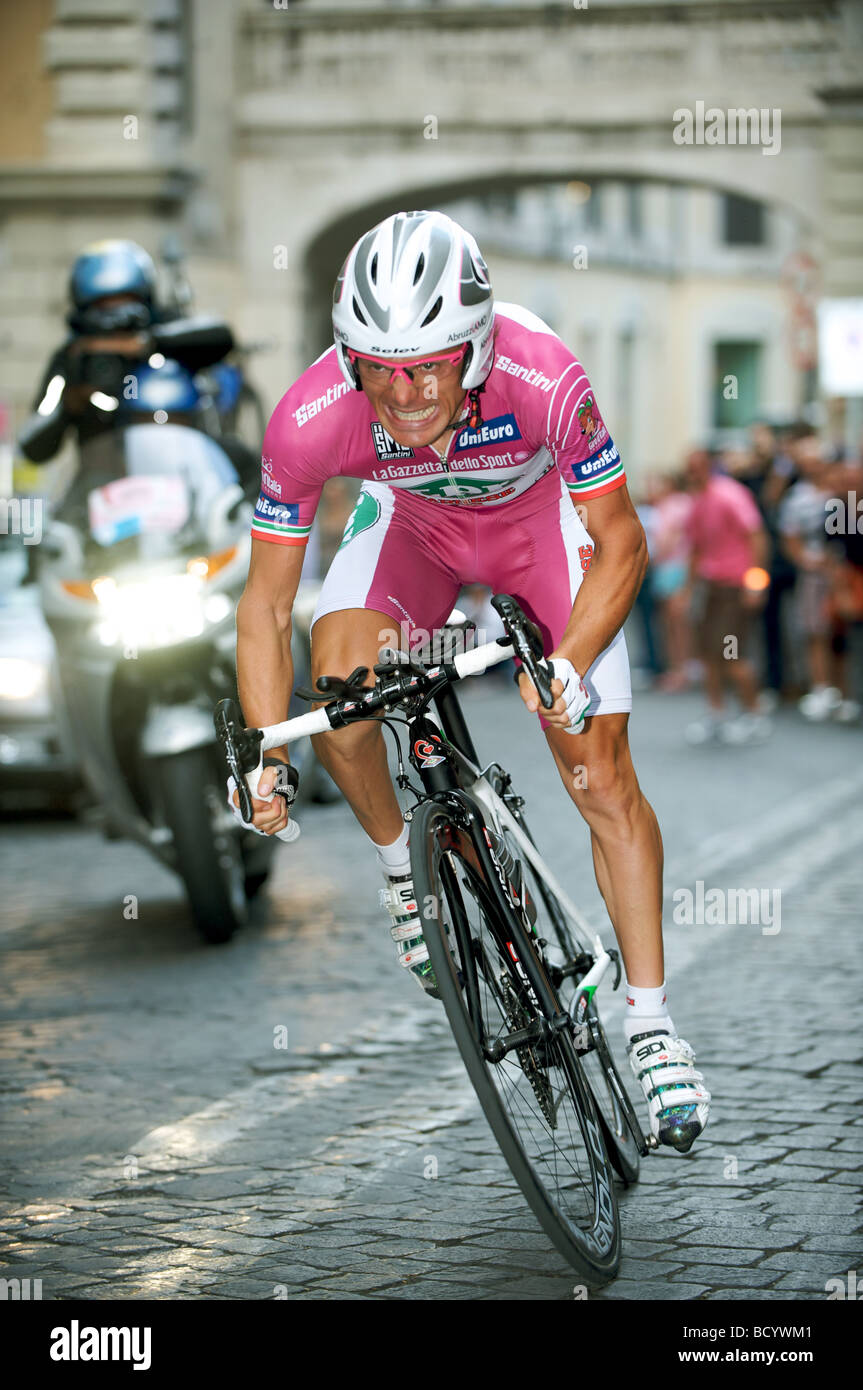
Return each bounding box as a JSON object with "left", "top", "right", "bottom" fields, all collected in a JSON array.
[{"left": 215, "top": 593, "right": 651, "bottom": 1281}]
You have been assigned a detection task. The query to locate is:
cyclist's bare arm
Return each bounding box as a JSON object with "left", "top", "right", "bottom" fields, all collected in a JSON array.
[
  {"left": 234, "top": 537, "right": 306, "bottom": 828},
  {"left": 517, "top": 486, "right": 646, "bottom": 726},
  {"left": 554, "top": 484, "right": 648, "bottom": 677}
]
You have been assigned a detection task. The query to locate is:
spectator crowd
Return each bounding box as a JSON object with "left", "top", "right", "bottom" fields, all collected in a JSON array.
[{"left": 635, "top": 423, "right": 863, "bottom": 744}]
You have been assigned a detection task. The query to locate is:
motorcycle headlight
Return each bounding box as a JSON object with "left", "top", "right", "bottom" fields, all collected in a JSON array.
[
  {"left": 0, "top": 657, "right": 48, "bottom": 701},
  {"left": 93, "top": 572, "right": 207, "bottom": 650},
  {"left": 60, "top": 548, "right": 238, "bottom": 652}
]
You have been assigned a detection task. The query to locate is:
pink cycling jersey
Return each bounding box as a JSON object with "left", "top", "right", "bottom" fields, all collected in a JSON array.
[{"left": 252, "top": 303, "right": 626, "bottom": 546}]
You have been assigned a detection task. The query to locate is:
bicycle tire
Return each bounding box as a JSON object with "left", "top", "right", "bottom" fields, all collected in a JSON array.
[
  {"left": 411, "top": 796, "right": 621, "bottom": 1282},
  {"left": 495, "top": 806, "right": 642, "bottom": 1186}
]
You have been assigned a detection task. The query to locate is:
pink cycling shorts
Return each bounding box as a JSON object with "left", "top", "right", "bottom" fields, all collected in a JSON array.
[{"left": 310, "top": 467, "right": 632, "bottom": 725}]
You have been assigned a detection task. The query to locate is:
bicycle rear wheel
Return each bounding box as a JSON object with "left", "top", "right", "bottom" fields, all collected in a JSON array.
[{"left": 411, "top": 796, "right": 620, "bottom": 1282}]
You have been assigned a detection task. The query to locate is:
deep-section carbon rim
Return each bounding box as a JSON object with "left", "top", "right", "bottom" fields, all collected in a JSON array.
[
  {"left": 496, "top": 808, "right": 642, "bottom": 1185},
  {"left": 412, "top": 798, "right": 620, "bottom": 1281}
]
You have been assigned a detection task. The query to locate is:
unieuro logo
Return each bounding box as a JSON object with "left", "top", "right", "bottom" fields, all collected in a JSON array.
[
  {"left": 454, "top": 412, "right": 521, "bottom": 452},
  {"left": 293, "top": 380, "right": 351, "bottom": 427},
  {"left": 578, "top": 443, "right": 620, "bottom": 477},
  {"left": 253, "top": 495, "right": 300, "bottom": 526},
  {"left": 493, "top": 355, "right": 557, "bottom": 392}
]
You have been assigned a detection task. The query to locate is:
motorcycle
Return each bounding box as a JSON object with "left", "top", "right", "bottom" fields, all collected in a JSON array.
[{"left": 38, "top": 417, "right": 272, "bottom": 943}]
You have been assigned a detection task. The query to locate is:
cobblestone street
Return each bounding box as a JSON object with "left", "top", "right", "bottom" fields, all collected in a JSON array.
[{"left": 1, "top": 684, "right": 861, "bottom": 1301}]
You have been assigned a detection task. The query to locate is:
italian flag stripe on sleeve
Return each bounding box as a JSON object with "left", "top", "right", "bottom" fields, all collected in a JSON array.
[{"left": 566, "top": 460, "right": 625, "bottom": 495}]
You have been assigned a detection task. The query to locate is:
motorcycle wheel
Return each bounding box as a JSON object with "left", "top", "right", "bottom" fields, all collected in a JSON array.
[{"left": 153, "top": 745, "right": 248, "bottom": 944}]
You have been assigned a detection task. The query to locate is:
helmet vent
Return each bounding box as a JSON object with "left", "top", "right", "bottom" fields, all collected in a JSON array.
[
  {"left": 421, "top": 295, "right": 442, "bottom": 327},
  {"left": 370, "top": 253, "right": 378, "bottom": 284},
  {"left": 413, "top": 253, "right": 425, "bottom": 285},
  {"left": 352, "top": 296, "right": 368, "bottom": 326}
]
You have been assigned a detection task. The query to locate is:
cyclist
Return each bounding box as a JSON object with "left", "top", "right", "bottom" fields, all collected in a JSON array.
[{"left": 232, "top": 210, "right": 710, "bottom": 1154}]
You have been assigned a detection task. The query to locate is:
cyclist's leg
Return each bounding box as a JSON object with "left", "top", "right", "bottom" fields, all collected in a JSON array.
[
  {"left": 477, "top": 480, "right": 708, "bottom": 1147},
  {"left": 306, "top": 483, "right": 463, "bottom": 842},
  {"left": 308, "top": 607, "right": 407, "bottom": 847},
  {"left": 304, "top": 484, "right": 466, "bottom": 992},
  {"left": 543, "top": 712, "right": 663, "bottom": 988},
  {"left": 477, "top": 476, "right": 657, "bottom": 983}
]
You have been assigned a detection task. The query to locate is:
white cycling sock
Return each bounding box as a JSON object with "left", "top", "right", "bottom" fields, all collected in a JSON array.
[
  {"left": 373, "top": 822, "right": 411, "bottom": 879},
  {"left": 623, "top": 980, "right": 676, "bottom": 1044}
]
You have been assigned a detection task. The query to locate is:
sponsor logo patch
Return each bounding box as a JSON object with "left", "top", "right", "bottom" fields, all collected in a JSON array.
[
  {"left": 293, "top": 381, "right": 351, "bottom": 428},
  {"left": 577, "top": 395, "right": 601, "bottom": 440},
  {"left": 338, "top": 491, "right": 381, "bottom": 550},
  {"left": 371, "top": 422, "right": 414, "bottom": 462},
  {"left": 576, "top": 441, "right": 620, "bottom": 480},
  {"left": 253, "top": 495, "right": 301, "bottom": 528},
  {"left": 453, "top": 412, "right": 522, "bottom": 453},
  {"left": 492, "top": 355, "right": 557, "bottom": 392}
]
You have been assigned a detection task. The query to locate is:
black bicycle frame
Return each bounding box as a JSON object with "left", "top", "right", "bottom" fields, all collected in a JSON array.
[{"left": 407, "top": 698, "right": 572, "bottom": 1057}]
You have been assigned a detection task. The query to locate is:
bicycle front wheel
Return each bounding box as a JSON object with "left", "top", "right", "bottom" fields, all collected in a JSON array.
[
  {"left": 411, "top": 797, "right": 620, "bottom": 1283},
  {"left": 496, "top": 808, "right": 642, "bottom": 1186}
]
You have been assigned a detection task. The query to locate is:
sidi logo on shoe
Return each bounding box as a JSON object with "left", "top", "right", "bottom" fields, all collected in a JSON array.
[{"left": 635, "top": 1039, "right": 669, "bottom": 1061}]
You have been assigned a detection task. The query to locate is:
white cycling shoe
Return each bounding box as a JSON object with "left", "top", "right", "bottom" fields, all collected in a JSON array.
[
  {"left": 626, "top": 1029, "right": 711, "bottom": 1154},
  {"left": 379, "top": 872, "right": 440, "bottom": 998}
]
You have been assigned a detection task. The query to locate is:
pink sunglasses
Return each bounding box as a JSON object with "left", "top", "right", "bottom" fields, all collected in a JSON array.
[{"left": 347, "top": 346, "right": 465, "bottom": 384}]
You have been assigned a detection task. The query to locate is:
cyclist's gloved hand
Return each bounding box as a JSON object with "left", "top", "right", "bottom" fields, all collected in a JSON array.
[
  {"left": 548, "top": 657, "right": 591, "bottom": 734},
  {"left": 226, "top": 758, "right": 301, "bottom": 843}
]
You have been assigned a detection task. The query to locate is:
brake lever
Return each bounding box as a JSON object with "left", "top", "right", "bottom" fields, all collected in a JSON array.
[
  {"left": 294, "top": 665, "right": 371, "bottom": 703},
  {"left": 374, "top": 647, "right": 428, "bottom": 678},
  {"left": 214, "top": 698, "right": 263, "bottom": 824},
  {"left": 491, "top": 593, "right": 555, "bottom": 709}
]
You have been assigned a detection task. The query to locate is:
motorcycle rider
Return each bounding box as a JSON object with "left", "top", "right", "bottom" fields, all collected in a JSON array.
[{"left": 18, "top": 239, "right": 237, "bottom": 466}]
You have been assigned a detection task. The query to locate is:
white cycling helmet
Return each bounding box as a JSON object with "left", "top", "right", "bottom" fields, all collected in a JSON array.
[{"left": 332, "top": 210, "right": 495, "bottom": 391}]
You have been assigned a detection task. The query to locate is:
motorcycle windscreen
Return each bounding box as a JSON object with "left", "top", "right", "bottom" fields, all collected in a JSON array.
[{"left": 58, "top": 424, "right": 239, "bottom": 570}]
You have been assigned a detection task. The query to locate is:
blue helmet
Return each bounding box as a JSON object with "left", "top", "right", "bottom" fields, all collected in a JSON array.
[{"left": 69, "top": 240, "right": 158, "bottom": 313}]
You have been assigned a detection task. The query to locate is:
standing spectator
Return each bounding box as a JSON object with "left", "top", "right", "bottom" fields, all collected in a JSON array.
[
  {"left": 724, "top": 424, "right": 798, "bottom": 704},
  {"left": 683, "top": 449, "right": 771, "bottom": 745},
  {"left": 650, "top": 473, "right": 693, "bottom": 692},
  {"left": 824, "top": 455, "right": 863, "bottom": 720},
  {"left": 634, "top": 481, "right": 665, "bottom": 681},
  {"left": 779, "top": 438, "right": 856, "bottom": 720},
  {"left": 746, "top": 423, "right": 798, "bottom": 705}
]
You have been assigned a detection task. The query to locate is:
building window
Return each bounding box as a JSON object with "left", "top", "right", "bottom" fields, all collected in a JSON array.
[
  {"left": 713, "top": 341, "right": 763, "bottom": 428},
  {"left": 722, "top": 194, "right": 765, "bottom": 246},
  {"left": 585, "top": 184, "right": 603, "bottom": 230},
  {"left": 626, "top": 184, "right": 642, "bottom": 240},
  {"left": 617, "top": 326, "right": 635, "bottom": 463}
]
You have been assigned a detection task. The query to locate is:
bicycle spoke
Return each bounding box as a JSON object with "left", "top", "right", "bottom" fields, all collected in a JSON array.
[{"left": 443, "top": 852, "right": 600, "bottom": 1238}]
